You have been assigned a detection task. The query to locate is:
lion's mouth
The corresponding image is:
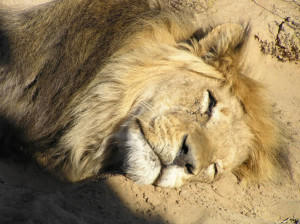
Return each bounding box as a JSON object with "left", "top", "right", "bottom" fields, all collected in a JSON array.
[{"left": 134, "top": 118, "right": 197, "bottom": 185}]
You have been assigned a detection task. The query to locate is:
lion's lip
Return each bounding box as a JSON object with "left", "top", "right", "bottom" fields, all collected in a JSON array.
[{"left": 135, "top": 118, "right": 156, "bottom": 152}]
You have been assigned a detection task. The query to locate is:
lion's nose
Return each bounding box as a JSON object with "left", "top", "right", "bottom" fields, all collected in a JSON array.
[{"left": 173, "top": 135, "right": 199, "bottom": 175}]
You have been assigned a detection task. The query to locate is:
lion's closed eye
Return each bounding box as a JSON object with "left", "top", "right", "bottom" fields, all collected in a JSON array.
[
  {"left": 207, "top": 90, "right": 217, "bottom": 116},
  {"left": 201, "top": 90, "right": 217, "bottom": 116}
]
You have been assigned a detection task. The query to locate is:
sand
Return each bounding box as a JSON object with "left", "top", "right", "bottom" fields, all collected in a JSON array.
[{"left": 0, "top": 0, "right": 300, "bottom": 223}]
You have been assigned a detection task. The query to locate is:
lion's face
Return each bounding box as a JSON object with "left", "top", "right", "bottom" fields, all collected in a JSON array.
[{"left": 115, "top": 71, "right": 253, "bottom": 187}]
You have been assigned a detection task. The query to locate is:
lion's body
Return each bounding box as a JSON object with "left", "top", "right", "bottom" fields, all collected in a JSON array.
[
  {"left": 0, "top": 0, "right": 290, "bottom": 187},
  {"left": 0, "top": 0, "right": 150, "bottom": 147}
]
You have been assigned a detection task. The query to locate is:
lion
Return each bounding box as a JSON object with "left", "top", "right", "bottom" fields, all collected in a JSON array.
[{"left": 0, "top": 0, "right": 290, "bottom": 187}]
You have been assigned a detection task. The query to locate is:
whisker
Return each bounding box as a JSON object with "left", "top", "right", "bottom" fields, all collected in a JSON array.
[
  {"left": 139, "top": 105, "right": 154, "bottom": 120},
  {"left": 140, "top": 101, "right": 160, "bottom": 117},
  {"left": 128, "top": 113, "right": 148, "bottom": 125}
]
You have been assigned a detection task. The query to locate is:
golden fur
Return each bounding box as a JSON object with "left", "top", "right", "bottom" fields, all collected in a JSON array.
[{"left": 0, "top": 0, "right": 290, "bottom": 187}]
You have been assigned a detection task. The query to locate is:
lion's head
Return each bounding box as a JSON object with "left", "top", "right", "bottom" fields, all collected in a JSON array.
[{"left": 87, "top": 16, "right": 289, "bottom": 187}]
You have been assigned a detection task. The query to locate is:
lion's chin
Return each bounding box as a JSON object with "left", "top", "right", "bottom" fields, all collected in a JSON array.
[{"left": 155, "top": 165, "right": 192, "bottom": 188}]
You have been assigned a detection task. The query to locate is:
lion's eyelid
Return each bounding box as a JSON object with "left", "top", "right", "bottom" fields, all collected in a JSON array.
[
  {"left": 200, "top": 90, "right": 217, "bottom": 116},
  {"left": 200, "top": 90, "right": 209, "bottom": 114}
]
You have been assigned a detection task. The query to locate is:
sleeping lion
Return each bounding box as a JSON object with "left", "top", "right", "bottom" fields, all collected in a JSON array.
[{"left": 0, "top": 0, "right": 290, "bottom": 187}]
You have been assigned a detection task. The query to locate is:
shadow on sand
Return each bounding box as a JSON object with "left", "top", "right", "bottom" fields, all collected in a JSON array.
[{"left": 0, "top": 157, "right": 164, "bottom": 224}]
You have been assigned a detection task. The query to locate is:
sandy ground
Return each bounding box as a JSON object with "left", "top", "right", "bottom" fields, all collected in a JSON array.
[{"left": 0, "top": 0, "right": 300, "bottom": 223}]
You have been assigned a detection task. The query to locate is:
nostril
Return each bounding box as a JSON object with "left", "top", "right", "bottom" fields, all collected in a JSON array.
[
  {"left": 185, "top": 163, "right": 195, "bottom": 175},
  {"left": 173, "top": 135, "right": 197, "bottom": 175},
  {"left": 180, "top": 135, "right": 189, "bottom": 155}
]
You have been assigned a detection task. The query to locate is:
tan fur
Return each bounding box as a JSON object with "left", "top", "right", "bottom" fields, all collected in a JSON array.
[{"left": 0, "top": 0, "right": 290, "bottom": 187}]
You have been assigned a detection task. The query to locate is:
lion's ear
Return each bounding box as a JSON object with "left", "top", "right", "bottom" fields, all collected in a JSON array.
[{"left": 181, "top": 23, "right": 250, "bottom": 72}]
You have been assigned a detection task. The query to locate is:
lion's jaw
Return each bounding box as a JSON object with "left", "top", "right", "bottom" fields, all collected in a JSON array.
[{"left": 114, "top": 73, "right": 253, "bottom": 188}]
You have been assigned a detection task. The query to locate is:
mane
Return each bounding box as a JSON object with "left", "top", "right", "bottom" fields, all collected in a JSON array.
[
  {"left": 35, "top": 10, "right": 223, "bottom": 181},
  {"left": 231, "top": 75, "right": 291, "bottom": 182}
]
